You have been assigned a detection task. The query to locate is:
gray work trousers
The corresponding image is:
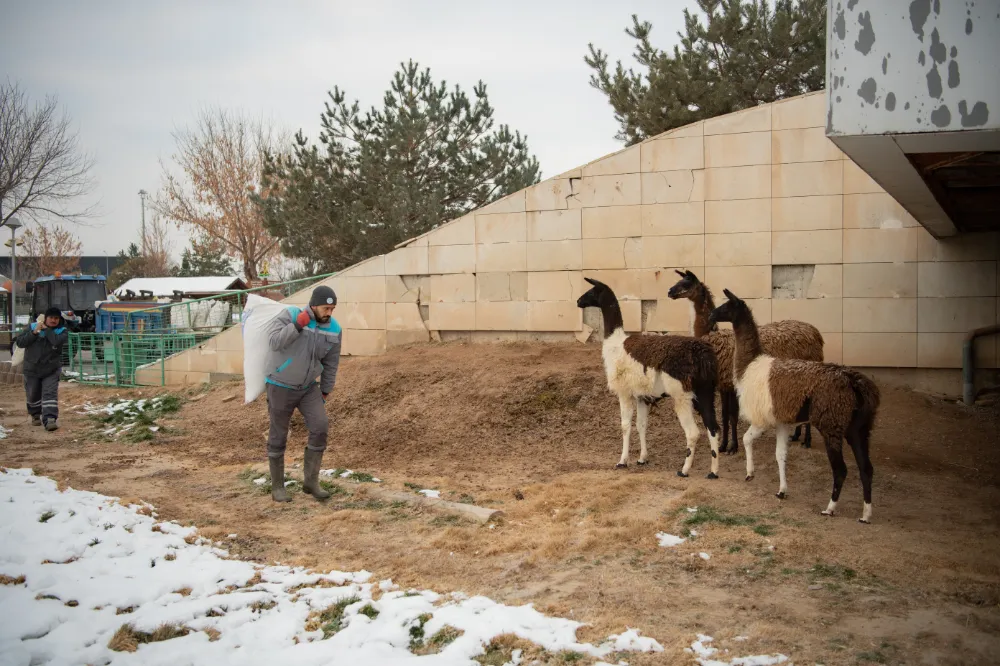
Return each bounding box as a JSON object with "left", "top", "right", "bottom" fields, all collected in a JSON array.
[
  {"left": 265, "top": 382, "right": 328, "bottom": 460},
  {"left": 25, "top": 371, "right": 60, "bottom": 423}
]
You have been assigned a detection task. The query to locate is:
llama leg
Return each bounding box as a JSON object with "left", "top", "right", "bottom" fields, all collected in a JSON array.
[
  {"left": 674, "top": 394, "right": 700, "bottom": 478},
  {"left": 616, "top": 395, "right": 635, "bottom": 469},
  {"left": 790, "top": 424, "right": 801, "bottom": 442},
  {"left": 847, "top": 430, "right": 875, "bottom": 523},
  {"left": 695, "top": 387, "right": 721, "bottom": 479},
  {"left": 727, "top": 391, "right": 740, "bottom": 455},
  {"left": 821, "top": 435, "right": 848, "bottom": 517},
  {"left": 636, "top": 399, "right": 650, "bottom": 465},
  {"left": 719, "top": 391, "right": 730, "bottom": 454},
  {"left": 803, "top": 422, "right": 813, "bottom": 449},
  {"left": 742, "top": 424, "right": 764, "bottom": 481},
  {"left": 774, "top": 424, "right": 792, "bottom": 499}
]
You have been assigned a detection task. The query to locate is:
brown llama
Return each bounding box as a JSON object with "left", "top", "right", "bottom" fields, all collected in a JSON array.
[
  {"left": 709, "top": 289, "right": 880, "bottom": 524},
  {"left": 576, "top": 278, "right": 722, "bottom": 478},
  {"left": 667, "top": 270, "right": 824, "bottom": 453}
]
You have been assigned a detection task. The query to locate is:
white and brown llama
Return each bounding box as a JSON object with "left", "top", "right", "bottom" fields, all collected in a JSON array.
[
  {"left": 709, "top": 289, "right": 880, "bottom": 523},
  {"left": 577, "top": 277, "right": 723, "bottom": 478},
  {"left": 667, "top": 270, "right": 824, "bottom": 453}
]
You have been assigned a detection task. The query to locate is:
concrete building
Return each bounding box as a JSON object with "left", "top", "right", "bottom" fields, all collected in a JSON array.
[{"left": 141, "top": 86, "right": 999, "bottom": 396}]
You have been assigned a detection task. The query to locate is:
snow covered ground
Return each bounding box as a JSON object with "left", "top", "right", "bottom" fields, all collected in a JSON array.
[{"left": 0, "top": 468, "right": 791, "bottom": 665}]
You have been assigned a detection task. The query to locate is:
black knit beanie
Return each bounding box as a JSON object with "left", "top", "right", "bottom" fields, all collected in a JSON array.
[
  {"left": 309, "top": 285, "right": 337, "bottom": 307},
  {"left": 45, "top": 307, "right": 63, "bottom": 319}
]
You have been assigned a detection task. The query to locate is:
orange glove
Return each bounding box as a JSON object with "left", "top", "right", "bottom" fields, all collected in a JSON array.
[{"left": 295, "top": 309, "right": 311, "bottom": 329}]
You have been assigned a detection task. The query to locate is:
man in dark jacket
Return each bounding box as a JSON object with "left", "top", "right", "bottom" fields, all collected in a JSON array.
[
  {"left": 264, "top": 285, "right": 342, "bottom": 502},
  {"left": 15, "top": 307, "right": 69, "bottom": 431}
]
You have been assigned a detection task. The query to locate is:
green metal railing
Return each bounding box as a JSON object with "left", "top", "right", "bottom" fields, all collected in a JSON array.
[{"left": 63, "top": 273, "right": 337, "bottom": 387}]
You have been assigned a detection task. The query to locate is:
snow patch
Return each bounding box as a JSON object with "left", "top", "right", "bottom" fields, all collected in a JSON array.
[
  {"left": 685, "top": 634, "right": 788, "bottom": 666},
  {"left": 419, "top": 489, "right": 441, "bottom": 499},
  {"left": 656, "top": 532, "right": 685, "bottom": 547}
]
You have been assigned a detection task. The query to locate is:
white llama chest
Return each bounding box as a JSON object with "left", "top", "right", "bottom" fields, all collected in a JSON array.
[
  {"left": 735, "top": 355, "right": 776, "bottom": 426},
  {"left": 601, "top": 330, "right": 682, "bottom": 398}
]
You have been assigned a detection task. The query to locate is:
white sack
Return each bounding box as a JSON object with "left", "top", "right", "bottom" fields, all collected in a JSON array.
[{"left": 241, "top": 293, "right": 288, "bottom": 404}]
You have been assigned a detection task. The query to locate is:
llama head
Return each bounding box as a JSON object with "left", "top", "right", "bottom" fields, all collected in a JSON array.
[
  {"left": 667, "top": 269, "right": 707, "bottom": 301},
  {"left": 577, "top": 277, "right": 618, "bottom": 310},
  {"left": 708, "top": 288, "right": 752, "bottom": 326}
]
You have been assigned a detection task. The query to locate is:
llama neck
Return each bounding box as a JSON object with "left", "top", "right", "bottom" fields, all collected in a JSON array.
[
  {"left": 730, "top": 313, "right": 763, "bottom": 380},
  {"left": 691, "top": 287, "right": 717, "bottom": 337},
  {"left": 598, "top": 300, "right": 625, "bottom": 339}
]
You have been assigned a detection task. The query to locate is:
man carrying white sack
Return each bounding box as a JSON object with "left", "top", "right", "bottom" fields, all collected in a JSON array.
[{"left": 264, "top": 285, "right": 342, "bottom": 502}]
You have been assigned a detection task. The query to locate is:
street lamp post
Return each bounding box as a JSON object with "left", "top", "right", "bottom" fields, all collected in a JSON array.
[
  {"left": 138, "top": 189, "right": 148, "bottom": 255},
  {"left": 6, "top": 216, "right": 23, "bottom": 329}
]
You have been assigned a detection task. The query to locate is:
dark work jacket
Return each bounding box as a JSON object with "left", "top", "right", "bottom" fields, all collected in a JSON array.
[{"left": 15, "top": 321, "right": 69, "bottom": 378}]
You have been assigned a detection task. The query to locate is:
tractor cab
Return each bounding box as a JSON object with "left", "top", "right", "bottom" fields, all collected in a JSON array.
[{"left": 26, "top": 273, "right": 108, "bottom": 333}]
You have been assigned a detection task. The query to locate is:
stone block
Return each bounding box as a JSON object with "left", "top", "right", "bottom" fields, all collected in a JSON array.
[
  {"left": 428, "top": 303, "right": 475, "bottom": 330},
  {"left": 917, "top": 297, "right": 996, "bottom": 333},
  {"left": 843, "top": 333, "right": 918, "bottom": 367},
  {"left": 582, "top": 145, "right": 640, "bottom": 177},
  {"left": 583, "top": 238, "right": 627, "bottom": 269},
  {"left": 771, "top": 161, "right": 843, "bottom": 198},
  {"left": 772, "top": 229, "right": 843, "bottom": 264},
  {"left": 525, "top": 179, "right": 571, "bottom": 211},
  {"left": 384, "top": 246, "right": 428, "bottom": 275},
  {"left": 645, "top": 298, "right": 694, "bottom": 332},
  {"left": 705, "top": 198, "right": 770, "bottom": 234},
  {"left": 823, "top": 332, "right": 843, "bottom": 364},
  {"left": 386, "top": 303, "right": 428, "bottom": 331},
  {"left": 510, "top": 272, "right": 528, "bottom": 301},
  {"left": 918, "top": 333, "right": 998, "bottom": 369},
  {"left": 527, "top": 209, "right": 581, "bottom": 242},
  {"left": 703, "top": 105, "right": 771, "bottom": 134},
  {"left": 429, "top": 274, "right": 476, "bottom": 302},
  {"left": 216, "top": 350, "right": 244, "bottom": 375},
  {"left": 471, "top": 331, "right": 519, "bottom": 343},
  {"left": 843, "top": 160, "right": 884, "bottom": 194},
  {"left": 844, "top": 228, "right": 919, "bottom": 263},
  {"left": 527, "top": 301, "right": 582, "bottom": 331},
  {"left": 843, "top": 263, "right": 918, "bottom": 298},
  {"left": 620, "top": 300, "right": 642, "bottom": 332},
  {"left": 345, "top": 256, "right": 386, "bottom": 277},
  {"left": 579, "top": 269, "right": 642, "bottom": 301},
  {"left": 843, "top": 193, "right": 919, "bottom": 229},
  {"left": 642, "top": 201, "right": 705, "bottom": 236},
  {"left": 477, "top": 242, "right": 527, "bottom": 272},
  {"left": 642, "top": 170, "right": 706, "bottom": 204},
  {"left": 917, "top": 230, "right": 999, "bottom": 262},
  {"left": 476, "top": 212, "right": 526, "bottom": 244},
  {"left": 705, "top": 131, "right": 771, "bottom": 168},
  {"left": 807, "top": 265, "right": 844, "bottom": 299},
  {"left": 640, "top": 136, "right": 704, "bottom": 172},
  {"left": 659, "top": 120, "right": 704, "bottom": 138},
  {"left": 642, "top": 234, "right": 705, "bottom": 268},
  {"left": 624, "top": 237, "right": 643, "bottom": 268},
  {"left": 918, "top": 261, "right": 997, "bottom": 298},
  {"left": 385, "top": 275, "right": 418, "bottom": 303},
  {"left": 428, "top": 215, "right": 475, "bottom": 245},
  {"left": 387, "top": 329, "right": 431, "bottom": 347},
  {"left": 429, "top": 245, "right": 476, "bottom": 274},
  {"left": 843, "top": 298, "right": 917, "bottom": 333},
  {"left": 477, "top": 191, "right": 526, "bottom": 215},
  {"left": 640, "top": 266, "right": 705, "bottom": 300},
  {"left": 476, "top": 301, "right": 528, "bottom": 330},
  {"left": 705, "top": 232, "right": 770, "bottom": 266},
  {"left": 567, "top": 174, "right": 641, "bottom": 209},
  {"left": 771, "top": 92, "right": 825, "bottom": 130},
  {"left": 705, "top": 266, "right": 771, "bottom": 300},
  {"left": 477, "top": 272, "right": 513, "bottom": 302},
  {"left": 342, "top": 276, "right": 387, "bottom": 303},
  {"left": 772, "top": 298, "right": 843, "bottom": 332},
  {"left": 704, "top": 165, "right": 771, "bottom": 201},
  {"left": 582, "top": 205, "right": 642, "bottom": 238},
  {"left": 527, "top": 240, "right": 582, "bottom": 271},
  {"left": 527, "top": 271, "right": 584, "bottom": 301},
  {"left": 342, "top": 329, "right": 387, "bottom": 356},
  {"left": 771, "top": 195, "right": 843, "bottom": 231},
  {"left": 214, "top": 327, "right": 244, "bottom": 353},
  {"left": 772, "top": 127, "right": 843, "bottom": 163},
  {"left": 340, "top": 302, "right": 387, "bottom": 330}
]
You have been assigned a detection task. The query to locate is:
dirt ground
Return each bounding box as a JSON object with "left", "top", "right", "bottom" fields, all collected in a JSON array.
[{"left": 3, "top": 341, "right": 1000, "bottom": 665}]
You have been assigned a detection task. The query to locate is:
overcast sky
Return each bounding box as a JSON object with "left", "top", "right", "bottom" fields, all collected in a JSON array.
[{"left": 2, "top": 0, "right": 696, "bottom": 257}]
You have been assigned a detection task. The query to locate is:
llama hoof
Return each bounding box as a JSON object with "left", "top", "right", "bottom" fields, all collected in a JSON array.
[
  {"left": 725, "top": 447, "right": 740, "bottom": 456},
  {"left": 676, "top": 470, "right": 689, "bottom": 478},
  {"left": 776, "top": 491, "right": 787, "bottom": 500},
  {"left": 858, "top": 518, "right": 870, "bottom": 524},
  {"left": 615, "top": 463, "right": 627, "bottom": 470},
  {"left": 821, "top": 510, "right": 835, "bottom": 517},
  {"left": 706, "top": 472, "right": 719, "bottom": 480},
  {"left": 789, "top": 434, "right": 800, "bottom": 442},
  {"left": 637, "top": 460, "right": 649, "bottom": 466},
  {"left": 800, "top": 442, "right": 811, "bottom": 449},
  {"left": 745, "top": 474, "right": 754, "bottom": 482}
]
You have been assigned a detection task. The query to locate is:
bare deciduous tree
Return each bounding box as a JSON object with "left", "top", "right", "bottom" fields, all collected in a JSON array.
[
  {"left": 155, "top": 108, "right": 283, "bottom": 280},
  {"left": 0, "top": 79, "right": 96, "bottom": 226},
  {"left": 18, "top": 223, "right": 84, "bottom": 278}
]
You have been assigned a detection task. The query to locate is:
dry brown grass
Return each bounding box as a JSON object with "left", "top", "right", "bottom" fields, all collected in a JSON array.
[
  {"left": 107, "top": 623, "right": 190, "bottom": 652},
  {"left": 0, "top": 574, "right": 25, "bottom": 585}
]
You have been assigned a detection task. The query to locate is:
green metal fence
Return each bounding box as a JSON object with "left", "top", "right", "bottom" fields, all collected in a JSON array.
[{"left": 63, "top": 273, "right": 337, "bottom": 387}]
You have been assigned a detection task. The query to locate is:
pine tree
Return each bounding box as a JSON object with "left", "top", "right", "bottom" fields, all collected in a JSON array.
[
  {"left": 175, "top": 236, "right": 234, "bottom": 277},
  {"left": 257, "top": 60, "right": 541, "bottom": 272},
  {"left": 586, "top": 0, "right": 827, "bottom": 145}
]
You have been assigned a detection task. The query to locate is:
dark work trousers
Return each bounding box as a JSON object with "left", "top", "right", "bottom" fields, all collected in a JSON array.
[
  {"left": 265, "top": 382, "right": 328, "bottom": 460},
  {"left": 25, "top": 370, "right": 61, "bottom": 424}
]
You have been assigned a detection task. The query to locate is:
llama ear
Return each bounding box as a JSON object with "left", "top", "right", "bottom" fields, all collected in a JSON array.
[
  {"left": 674, "top": 270, "right": 686, "bottom": 278},
  {"left": 685, "top": 270, "right": 698, "bottom": 280},
  {"left": 723, "top": 288, "right": 735, "bottom": 301},
  {"left": 584, "top": 277, "right": 597, "bottom": 286}
]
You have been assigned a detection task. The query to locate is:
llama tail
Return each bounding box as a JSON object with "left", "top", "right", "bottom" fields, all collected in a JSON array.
[{"left": 846, "top": 369, "right": 880, "bottom": 436}]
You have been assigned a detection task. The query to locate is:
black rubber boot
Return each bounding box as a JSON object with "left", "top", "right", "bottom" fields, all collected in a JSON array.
[
  {"left": 269, "top": 458, "right": 291, "bottom": 503},
  {"left": 31, "top": 415, "right": 42, "bottom": 427},
  {"left": 302, "top": 449, "right": 331, "bottom": 500}
]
